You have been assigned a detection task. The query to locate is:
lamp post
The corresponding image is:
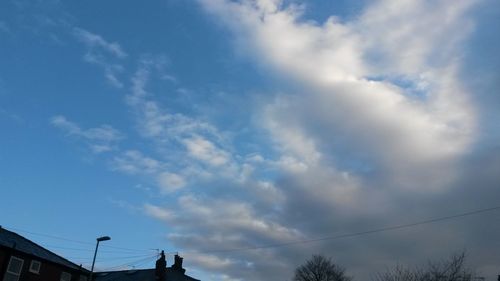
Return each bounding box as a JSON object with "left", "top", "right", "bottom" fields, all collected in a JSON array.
[{"left": 89, "top": 236, "right": 110, "bottom": 281}]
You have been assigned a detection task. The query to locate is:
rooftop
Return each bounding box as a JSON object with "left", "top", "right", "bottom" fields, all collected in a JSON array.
[
  {"left": 0, "top": 226, "right": 87, "bottom": 271},
  {"left": 94, "top": 267, "right": 200, "bottom": 281}
]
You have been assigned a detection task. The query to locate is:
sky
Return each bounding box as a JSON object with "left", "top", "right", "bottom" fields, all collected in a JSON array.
[{"left": 1, "top": 0, "right": 500, "bottom": 280}]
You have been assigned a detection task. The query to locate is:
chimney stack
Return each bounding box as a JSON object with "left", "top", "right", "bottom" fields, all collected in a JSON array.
[
  {"left": 155, "top": 251, "right": 166, "bottom": 281},
  {"left": 173, "top": 254, "right": 186, "bottom": 274}
]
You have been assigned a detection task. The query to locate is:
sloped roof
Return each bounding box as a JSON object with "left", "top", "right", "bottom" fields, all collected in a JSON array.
[
  {"left": 0, "top": 226, "right": 87, "bottom": 271},
  {"left": 95, "top": 268, "right": 200, "bottom": 281}
]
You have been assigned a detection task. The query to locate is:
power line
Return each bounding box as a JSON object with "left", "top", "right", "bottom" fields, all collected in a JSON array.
[
  {"left": 101, "top": 255, "right": 158, "bottom": 271},
  {"left": 194, "top": 205, "right": 500, "bottom": 254},
  {"left": 2, "top": 226, "right": 170, "bottom": 271},
  {"left": 100, "top": 245, "right": 158, "bottom": 253},
  {"left": 130, "top": 256, "right": 159, "bottom": 268},
  {"left": 7, "top": 227, "right": 93, "bottom": 246},
  {"left": 5, "top": 226, "right": 156, "bottom": 253},
  {"left": 38, "top": 244, "right": 155, "bottom": 254},
  {"left": 100, "top": 252, "right": 179, "bottom": 271},
  {"left": 64, "top": 253, "right": 157, "bottom": 262},
  {"left": 6, "top": 204, "right": 500, "bottom": 258},
  {"left": 38, "top": 245, "right": 96, "bottom": 252}
]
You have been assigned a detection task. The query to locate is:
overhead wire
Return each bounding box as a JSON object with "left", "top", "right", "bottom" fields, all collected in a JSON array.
[
  {"left": 2, "top": 225, "right": 181, "bottom": 271},
  {"left": 101, "top": 245, "right": 158, "bottom": 252},
  {"left": 129, "top": 256, "right": 159, "bottom": 269},
  {"left": 90, "top": 252, "right": 179, "bottom": 271},
  {"left": 6, "top": 227, "right": 93, "bottom": 246},
  {"left": 101, "top": 254, "right": 159, "bottom": 271},
  {"left": 37, "top": 244, "right": 155, "bottom": 254},
  {"left": 5, "top": 226, "right": 156, "bottom": 253},
  {"left": 64, "top": 253, "right": 157, "bottom": 262},
  {"left": 5, "top": 204, "right": 500, "bottom": 262},
  {"left": 189, "top": 205, "right": 500, "bottom": 254}
]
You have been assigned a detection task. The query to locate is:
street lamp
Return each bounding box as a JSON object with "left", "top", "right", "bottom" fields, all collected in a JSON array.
[{"left": 89, "top": 236, "right": 110, "bottom": 281}]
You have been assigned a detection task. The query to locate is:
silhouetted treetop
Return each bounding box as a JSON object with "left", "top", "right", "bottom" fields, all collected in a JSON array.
[{"left": 294, "top": 255, "right": 351, "bottom": 281}]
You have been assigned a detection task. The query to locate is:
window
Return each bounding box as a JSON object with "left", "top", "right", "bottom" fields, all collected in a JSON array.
[
  {"left": 3, "top": 256, "right": 24, "bottom": 281},
  {"left": 60, "top": 272, "right": 71, "bottom": 281},
  {"left": 29, "top": 260, "right": 41, "bottom": 274}
]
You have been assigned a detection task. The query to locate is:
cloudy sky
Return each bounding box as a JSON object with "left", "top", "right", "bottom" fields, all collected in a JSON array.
[{"left": 1, "top": 0, "right": 500, "bottom": 280}]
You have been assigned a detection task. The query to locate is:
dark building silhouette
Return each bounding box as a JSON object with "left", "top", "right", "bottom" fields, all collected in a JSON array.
[
  {"left": 94, "top": 251, "right": 199, "bottom": 281},
  {"left": 0, "top": 226, "right": 90, "bottom": 281},
  {"left": 0, "top": 227, "right": 199, "bottom": 281}
]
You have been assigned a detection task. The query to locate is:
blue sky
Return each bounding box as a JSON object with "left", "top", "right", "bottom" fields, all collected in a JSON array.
[{"left": 1, "top": 0, "right": 500, "bottom": 280}]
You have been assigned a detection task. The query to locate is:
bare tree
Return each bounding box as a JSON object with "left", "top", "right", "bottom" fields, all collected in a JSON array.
[
  {"left": 294, "top": 255, "right": 351, "bottom": 281},
  {"left": 375, "top": 264, "right": 420, "bottom": 281},
  {"left": 374, "top": 252, "right": 477, "bottom": 281}
]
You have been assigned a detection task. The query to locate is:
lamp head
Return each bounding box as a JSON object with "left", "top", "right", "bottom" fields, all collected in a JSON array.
[{"left": 97, "top": 236, "right": 111, "bottom": 242}]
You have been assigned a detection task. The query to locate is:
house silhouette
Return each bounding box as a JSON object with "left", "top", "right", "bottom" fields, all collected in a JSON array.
[{"left": 0, "top": 227, "right": 200, "bottom": 281}]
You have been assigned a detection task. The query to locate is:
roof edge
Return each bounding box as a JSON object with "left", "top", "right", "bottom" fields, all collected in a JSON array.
[{"left": 0, "top": 226, "right": 90, "bottom": 272}]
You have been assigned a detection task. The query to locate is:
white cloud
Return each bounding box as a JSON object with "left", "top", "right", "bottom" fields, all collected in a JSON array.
[
  {"left": 90, "top": 144, "right": 114, "bottom": 153},
  {"left": 128, "top": 58, "right": 223, "bottom": 142},
  {"left": 143, "top": 204, "right": 175, "bottom": 221},
  {"left": 262, "top": 98, "right": 321, "bottom": 168},
  {"left": 51, "top": 115, "right": 123, "bottom": 153},
  {"left": 51, "top": 115, "right": 123, "bottom": 141},
  {"left": 144, "top": 194, "right": 304, "bottom": 251},
  {"left": 111, "top": 150, "right": 189, "bottom": 195},
  {"left": 73, "top": 27, "right": 127, "bottom": 58},
  {"left": 356, "top": 0, "right": 477, "bottom": 75},
  {"left": 183, "top": 253, "right": 235, "bottom": 271},
  {"left": 157, "top": 172, "right": 186, "bottom": 193},
  {"left": 111, "top": 150, "right": 161, "bottom": 174},
  {"left": 183, "top": 136, "right": 230, "bottom": 166},
  {"left": 0, "top": 108, "right": 23, "bottom": 123},
  {"left": 73, "top": 27, "right": 127, "bottom": 88},
  {"left": 200, "top": 0, "right": 477, "bottom": 190},
  {"left": 124, "top": 57, "right": 251, "bottom": 186},
  {"left": 109, "top": 198, "right": 142, "bottom": 213},
  {"left": 137, "top": 1, "right": 487, "bottom": 280},
  {"left": 51, "top": 2, "right": 494, "bottom": 280}
]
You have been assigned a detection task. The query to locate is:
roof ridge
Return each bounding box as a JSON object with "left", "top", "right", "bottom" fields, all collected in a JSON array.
[{"left": 0, "top": 226, "right": 89, "bottom": 272}]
